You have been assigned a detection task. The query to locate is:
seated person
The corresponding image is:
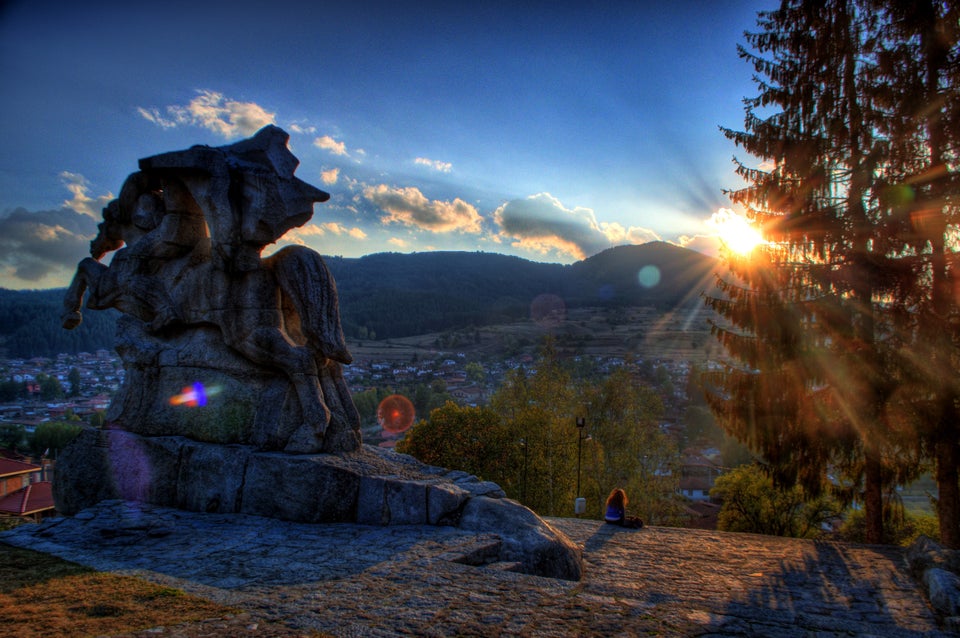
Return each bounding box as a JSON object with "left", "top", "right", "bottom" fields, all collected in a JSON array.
[{"left": 604, "top": 488, "right": 643, "bottom": 528}]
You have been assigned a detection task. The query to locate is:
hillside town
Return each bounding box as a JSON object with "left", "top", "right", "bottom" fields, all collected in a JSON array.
[{"left": 0, "top": 347, "right": 724, "bottom": 527}]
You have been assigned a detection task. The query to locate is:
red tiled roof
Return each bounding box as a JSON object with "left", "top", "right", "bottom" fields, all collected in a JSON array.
[
  {"left": 0, "top": 481, "right": 54, "bottom": 516},
  {"left": 0, "top": 458, "right": 40, "bottom": 478},
  {"left": 0, "top": 448, "right": 29, "bottom": 462}
]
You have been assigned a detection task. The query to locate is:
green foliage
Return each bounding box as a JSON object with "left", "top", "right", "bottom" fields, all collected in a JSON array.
[
  {"left": 0, "top": 378, "right": 27, "bottom": 402},
  {"left": 397, "top": 402, "right": 519, "bottom": 490},
  {"left": 488, "top": 338, "right": 579, "bottom": 517},
  {"left": 711, "top": 464, "right": 841, "bottom": 539},
  {"left": 36, "top": 374, "right": 65, "bottom": 400},
  {"left": 68, "top": 367, "right": 82, "bottom": 397},
  {"left": 580, "top": 367, "right": 685, "bottom": 525},
  {"left": 705, "top": 0, "right": 960, "bottom": 544},
  {"left": 0, "top": 424, "right": 28, "bottom": 451},
  {"left": 465, "top": 361, "right": 485, "bottom": 385},
  {"left": 840, "top": 507, "right": 940, "bottom": 547},
  {"left": 30, "top": 421, "right": 82, "bottom": 457},
  {"left": 396, "top": 337, "right": 678, "bottom": 521},
  {"left": 353, "top": 384, "right": 453, "bottom": 430}
]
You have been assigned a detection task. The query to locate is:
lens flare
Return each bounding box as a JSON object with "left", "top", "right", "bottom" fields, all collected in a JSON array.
[
  {"left": 530, "top": 293, "right": 566, "bottom": 329},
  {"left": 378, "top": 394, "right": 415, "bottom": 434},
  {"left": 707, "top": 208, "right": 765, "bottom": 256},
  {"left": 169, "top": 381, "right": 221, "bottom": 407},
  {"left": 637, "top": 265, "right": 661, "bottom": 288}
]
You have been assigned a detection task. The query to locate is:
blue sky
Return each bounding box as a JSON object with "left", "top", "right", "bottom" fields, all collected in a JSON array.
[{"left": 0, "top": 0, "right": 774, "bottom": 290}]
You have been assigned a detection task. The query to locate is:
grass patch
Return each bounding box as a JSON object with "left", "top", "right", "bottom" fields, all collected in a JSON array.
[{"left": 0, "top": 543, "right": 239, "bottom": 637}]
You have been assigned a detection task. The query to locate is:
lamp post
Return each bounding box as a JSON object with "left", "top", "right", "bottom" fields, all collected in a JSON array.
[
  {"left": 519, "top": 438, "right": 528, "bottom": 502},
  {"left": 575, "top": 416, "right": 586, "bottom": 515}
]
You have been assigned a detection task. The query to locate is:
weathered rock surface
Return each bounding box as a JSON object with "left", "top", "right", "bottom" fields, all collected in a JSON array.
[
  {"left": 54, "top": 126, "right": 583, "bottom": 583},
  {"left": 62, "top": 126, "right": 359, "bottom": 454},
  {"left": 907, "top": 535, "right": 960, "bottom": 630},
  {"left": 2, "top": 506, "right": 949, "bottom": 637},
  {"left": 54, "top": 428, "right": 582, "bottom": 581}
]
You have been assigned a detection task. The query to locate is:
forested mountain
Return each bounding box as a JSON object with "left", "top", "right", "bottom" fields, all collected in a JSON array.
[
  {"left": 0, "top": 242, "right": 718, "bottom": 356},
  {"left": 0, "top": 288, "right": 119, "bottom": 359}
]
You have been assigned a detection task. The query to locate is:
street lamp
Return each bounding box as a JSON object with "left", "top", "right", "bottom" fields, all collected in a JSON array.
[
  {"left": 575, "top": 416, "right": 586, "bottom": 515},
  {"left": 519, "top": 438, "right": 528, "bottom": 502}
]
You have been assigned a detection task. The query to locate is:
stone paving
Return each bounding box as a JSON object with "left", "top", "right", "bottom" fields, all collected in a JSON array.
[{"left": 2, "top": 500, "right": 954, "bottom": 637}]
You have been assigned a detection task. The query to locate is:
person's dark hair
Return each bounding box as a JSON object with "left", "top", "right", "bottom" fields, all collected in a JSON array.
[{"left": 606, "top": 488, "right": 627, "bottom": 509}]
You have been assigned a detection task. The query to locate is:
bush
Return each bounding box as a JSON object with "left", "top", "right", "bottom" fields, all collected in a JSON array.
[{"left": 839, "top": 508, "right": 939, "bottom": 546}]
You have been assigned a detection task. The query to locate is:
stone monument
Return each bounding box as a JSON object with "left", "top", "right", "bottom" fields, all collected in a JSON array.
[{"left": 55, "top": 126, "right": 582, "bottom": 581}]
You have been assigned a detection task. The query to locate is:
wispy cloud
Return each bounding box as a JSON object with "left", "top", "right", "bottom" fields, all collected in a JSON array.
[
  {"left": 414, "top": 157, "right": 452, "bottom": 173},
  {"left": 492, "top": 192, "right": 653, "bottom": 261},
  {"left": 288, "top": 122, "right": 317, "bottom": 135},
  {"left": 364, "top": 184, "right": 483, "bottom": 234},
  {"left": 59, "top": 172, "right": 113, "bottom": 218},
  {"left": 137, "top": 89, "right": 275, "bottom": 139},
  {"left": 314, "top": 135, "right": 348, "bottom": 156}
]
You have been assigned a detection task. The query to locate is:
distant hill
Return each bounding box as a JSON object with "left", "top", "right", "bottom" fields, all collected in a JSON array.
[
  {"left": 0, "top": 243, "right": 719, "bottom": 357},
  {"left": 0, "top": 288, "right": 119, "bottom": 359}
]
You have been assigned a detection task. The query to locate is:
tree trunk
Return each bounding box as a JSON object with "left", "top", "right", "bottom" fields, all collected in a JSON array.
[
  {"left": 936, "top": 436, "right": 960, "bottom": 549},
  {"left": 864, "top": 445, "right": 884, "bottom": 544}
]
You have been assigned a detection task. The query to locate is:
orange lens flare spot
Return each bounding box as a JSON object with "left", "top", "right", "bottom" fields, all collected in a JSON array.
[{"left": 378, "top": 394, "right": 415, "bottom": 434}]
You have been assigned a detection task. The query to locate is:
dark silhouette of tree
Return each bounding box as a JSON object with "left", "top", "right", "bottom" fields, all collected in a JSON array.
[
  {"left": 866, "top": 0, "right": 960, "bottom": 546},
  {"left": 709, "top": 0, "right": 945, "bottom": 543},
  {"left": 67, "top": 367, "right": 81, "bottom": 397}
]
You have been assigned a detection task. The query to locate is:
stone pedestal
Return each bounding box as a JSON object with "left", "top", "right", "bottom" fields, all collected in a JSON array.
[{"left": 54, "top": 428, "right": 583, "bottom": 581}]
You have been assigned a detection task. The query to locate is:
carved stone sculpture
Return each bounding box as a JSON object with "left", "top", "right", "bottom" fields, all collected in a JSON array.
[
  {"left": 55, "top": 127, "right": 583, "bottom": 581},
  {"left": 62, "top": 125, "right": 359, "bottom": 454}
]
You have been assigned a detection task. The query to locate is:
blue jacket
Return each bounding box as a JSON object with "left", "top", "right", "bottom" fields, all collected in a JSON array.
[{"left": 605, "top": 503, "right": 624, "bottom": 523}]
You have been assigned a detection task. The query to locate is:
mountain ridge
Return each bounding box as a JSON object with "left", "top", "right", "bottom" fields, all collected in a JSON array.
[{"left": 0, "top": 242, "right": 719, "bottom": 358}]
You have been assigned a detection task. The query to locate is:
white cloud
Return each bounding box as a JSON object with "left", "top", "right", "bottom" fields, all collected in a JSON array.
[
  {"left": 59, "top": 172, "right": 113, "bottom": 218},
  {"left": 320, "top": 168, "right": 340, "bottom": 185},
  {"left": 289, "top": 123, "right": 317, "bottom": 135},
  {"left": 137, "top": 90, "right": 275, "bottom": 139},
  {"left": 0, "top": 205, "right": 99, "bottom": 287},
  {"left": 597, "top": 221, "right": 660, "bottom": 246},
  {"left": 364, "top": 184, "right": 483, "bottom": 234},
  {"left": 137, "top": 107, "right": 178, "bottom": 129},
  {"left": 492, "top": 193, "right": 663, "bottom": 262},
  {"left": 492, "top": 193, "right": 609, "bottom": 261},
  {"left": 314, "top": 135, "right": 348, "bottom": 156},
  {"left": 388, "top": 237, "right": 409, "bottom": 248},
  {"left": 414, "top": 157, "right": 452, "bottom": 173},
  {"left": 677, "top": 233, "right": 722, "bottom": 257}
]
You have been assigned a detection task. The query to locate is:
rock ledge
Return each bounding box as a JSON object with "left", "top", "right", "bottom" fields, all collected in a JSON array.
[{"left": 54, "top": 427, "right": 582, "bottom": 581}]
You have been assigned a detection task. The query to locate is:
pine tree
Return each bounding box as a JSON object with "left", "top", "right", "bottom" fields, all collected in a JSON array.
[
  {"left": 710, "top": 0, "right": 930, "bottom": 543},
  {"left": 868, "top": 0, "right": 960, "bottom": 546}
]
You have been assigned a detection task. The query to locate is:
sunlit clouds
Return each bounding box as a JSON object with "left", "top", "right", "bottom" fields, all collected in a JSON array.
[
  {"left": 364, "top": 185, "right": 483, "bottom": 234},
  {"left": 414, "top": 157, "right": 452, "bottom": 173},
  {"left": 493, "top": 193, "right": 655, "bottom": 262},
  {"left": 0, "top": 206, "right": 98, "bottom": 286},
  {"left": 59, "top": 172, "right": 113, "bottom": 219},
  {"left": 320, "top": 168, "right": 340, "bottom": 185},
  {"left": 314, "top": 135, "right": 348, "bottom": 156},
  {"left": 137, "top": 90, "right": 276, "bottom": 139}
]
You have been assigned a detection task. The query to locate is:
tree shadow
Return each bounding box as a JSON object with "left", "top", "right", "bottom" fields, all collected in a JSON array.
[{"left": 724, "top": 540, "right": 939, "bottom": 634}]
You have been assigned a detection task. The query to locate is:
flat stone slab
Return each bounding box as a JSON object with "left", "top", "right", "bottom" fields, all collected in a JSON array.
[{"left": 1, "top": 503, "right": 951, "bottom": 637}]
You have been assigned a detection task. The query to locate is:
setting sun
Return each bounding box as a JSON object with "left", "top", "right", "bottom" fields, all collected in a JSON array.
[{"left": 707, "top": 208, "right": 766, "bottom": 256}]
